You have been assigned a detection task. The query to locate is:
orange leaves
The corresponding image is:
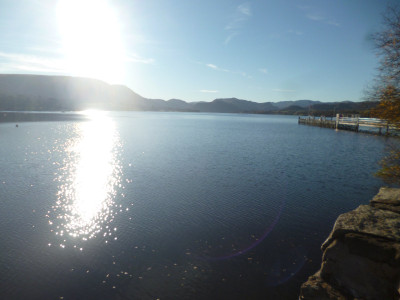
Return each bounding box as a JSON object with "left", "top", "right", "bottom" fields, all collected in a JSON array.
[{"left": 372, "top": 85, "right": 400, "bottom": 128}]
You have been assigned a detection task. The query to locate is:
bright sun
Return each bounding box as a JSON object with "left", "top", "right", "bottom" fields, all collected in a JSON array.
[{"left": 57, "top": 0, "right": 125, "bottom": 83}]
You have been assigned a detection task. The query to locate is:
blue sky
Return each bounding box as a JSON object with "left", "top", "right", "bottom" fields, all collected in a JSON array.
[{"left": 0, "top": 0, "right": 397, "bottom": 102}]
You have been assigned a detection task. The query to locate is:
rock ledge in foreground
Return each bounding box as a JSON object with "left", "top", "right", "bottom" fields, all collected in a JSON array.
[{"left": 299, "top": 187, "right": 400, "bottom": 300}]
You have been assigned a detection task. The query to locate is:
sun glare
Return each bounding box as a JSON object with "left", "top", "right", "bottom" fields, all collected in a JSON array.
[
  {"left": 51, "top": 114, "right": 122, "bottom": 243},
  {"left": 57, "top": 0, "right": 125, "bottom": 83}
]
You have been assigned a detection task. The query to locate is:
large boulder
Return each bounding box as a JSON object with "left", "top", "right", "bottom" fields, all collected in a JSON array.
[
  {"left": 322, "top": 205, "right": 400, "bottom": 251},
  {"left": 371, "top": 187, "right": 400, "bottom": 214},
  {"left": 300, "top": 271, "right": 349, "bottom": 300},
  {"left": 300, "top": 187, "right": 400, "bottom": 300}
]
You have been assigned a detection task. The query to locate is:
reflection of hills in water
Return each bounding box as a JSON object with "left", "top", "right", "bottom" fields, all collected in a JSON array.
[
  {"left": 0, "top": 74, "right": 378, "bottom": 114},
  {"left": 0, "top": 111, "right": 88, "bottom": 122}
]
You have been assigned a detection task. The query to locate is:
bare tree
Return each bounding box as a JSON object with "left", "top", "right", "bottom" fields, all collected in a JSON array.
[
  {"left": 370, "top": 6, "right": 400, "bottom": 128},
  {"left": 373, "top": 6, "right": 400, "bottom": 87},
  {"left": 370, "top": 6, "right": 400, "bottom": 185}
]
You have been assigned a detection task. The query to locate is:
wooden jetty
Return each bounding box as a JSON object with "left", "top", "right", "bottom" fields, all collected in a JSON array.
[{"left": 298, "top": 114, "right": 399, "bottom": 135}]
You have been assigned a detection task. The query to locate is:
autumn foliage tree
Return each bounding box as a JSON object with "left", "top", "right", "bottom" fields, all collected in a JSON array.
[
  {"left": 375, "top": 144, "right": 400, "bottom": 184},
  {"left": 371, "top": 6, "right": 400, "bottom": 184},
  {"left": 372, "top": 85, "right": 400, "bottom": 127}
]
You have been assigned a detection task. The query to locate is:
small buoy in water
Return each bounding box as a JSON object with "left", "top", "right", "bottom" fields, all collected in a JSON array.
[{"left": 15, "top": 124, "right": 18, "bottom": 127}]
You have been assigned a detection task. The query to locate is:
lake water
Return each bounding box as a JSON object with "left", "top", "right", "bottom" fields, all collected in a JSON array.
[{"left": 0, "top": 112, "right": 390, "bottom": 299}]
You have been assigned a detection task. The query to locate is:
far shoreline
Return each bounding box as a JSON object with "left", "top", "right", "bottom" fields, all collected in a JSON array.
[
  {"left": 0, "top": 111, "right": 88, "bottom": 123},
  {"left": 0, "top": 109, "right": 372, "bottom": 123}
]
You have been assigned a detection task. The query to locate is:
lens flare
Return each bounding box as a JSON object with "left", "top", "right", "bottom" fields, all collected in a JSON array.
[{"left": 202, "top": 199, "right": 285, "bottom": 261}]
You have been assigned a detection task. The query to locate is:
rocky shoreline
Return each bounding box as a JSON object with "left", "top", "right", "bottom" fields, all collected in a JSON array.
[{"left": 299, "top": 187, "right": 400, "bottom": 300}]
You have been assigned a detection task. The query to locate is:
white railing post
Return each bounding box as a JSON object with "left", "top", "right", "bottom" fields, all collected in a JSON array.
[
  {"left": 335, "top": 114, "right": 339, "bottom": 129},
  {"left": 356, "top": 115, "right": 359, "bottom": 132}
]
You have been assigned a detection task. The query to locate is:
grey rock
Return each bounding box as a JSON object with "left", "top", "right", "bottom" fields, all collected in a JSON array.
[
  {"left": 322, "top": 204, "right": 400, "bottom": 251},
  {"left": 321, "top": 238, "right": 399, "bottom": 299},
  {"left": 300, "top": 188, "right": 400, "bottom": 300},
  {"left": 299, "top": 271, "right": 349, "bottom": 300},
  {"left": 371, "top": 187, "right": 400, "bottom": 214}
]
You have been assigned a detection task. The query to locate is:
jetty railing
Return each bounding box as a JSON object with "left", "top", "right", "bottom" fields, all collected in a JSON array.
[{"left": 298, "top": 114, "right": 399, "bottom": 135}]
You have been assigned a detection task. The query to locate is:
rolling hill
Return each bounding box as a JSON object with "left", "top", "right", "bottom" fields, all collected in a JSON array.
[{"left": 0, "top": 74, "right": 377, "bottom": 115}]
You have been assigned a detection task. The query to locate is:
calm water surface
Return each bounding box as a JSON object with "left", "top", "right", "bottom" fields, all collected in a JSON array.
[{"left": 0, "top": 112, "right": 389, "bottom": 299}]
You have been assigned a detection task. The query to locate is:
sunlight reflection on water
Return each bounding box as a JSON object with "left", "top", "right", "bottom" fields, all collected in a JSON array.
[{"left": 49, "top": 112, "right": 122, "bottom": 248}]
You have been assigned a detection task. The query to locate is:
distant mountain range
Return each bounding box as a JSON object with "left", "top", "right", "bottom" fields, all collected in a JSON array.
[{"left": 0, "top": 74, "right": 378, "bottom": 116}]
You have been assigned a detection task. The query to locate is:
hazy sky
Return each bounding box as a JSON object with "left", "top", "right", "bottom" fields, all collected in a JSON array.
[{"left": 0, "top": 0, "right": 397, "bottom": 102}]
